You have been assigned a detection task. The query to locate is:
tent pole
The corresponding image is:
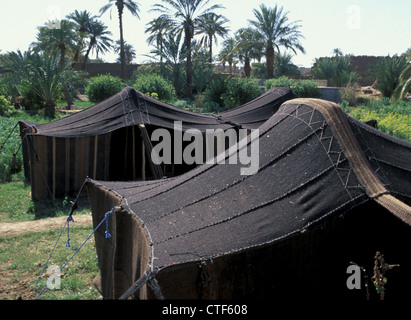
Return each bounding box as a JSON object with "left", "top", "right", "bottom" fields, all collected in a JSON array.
[
  {"left": 124, "top": 127, "right": 128, "bottom": 177},
  {"left": 93, "top": 136, "right": 98, "bottom": 179},
  {"left": 132, "top": 126, "right": 136, "bottom": 180},
  {"left": 104, "top": 133, "right": 111, "bottom": 180},
  {"left": 142, "top": 136, "right": 146, "bottom": 181},
  {"left": 52, "top": 137, "right": 56, "bottom": 199},
  {"left": 138, "top": 124, "right": 163, "bottom": 180},
  {"left": 65, "top": 139, "right": 70, "bottom": 196}
]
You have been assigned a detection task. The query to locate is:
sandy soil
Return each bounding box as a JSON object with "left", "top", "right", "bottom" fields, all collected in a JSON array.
[{"left": 0, "top": 214, "right": 92, "bottom": 237}]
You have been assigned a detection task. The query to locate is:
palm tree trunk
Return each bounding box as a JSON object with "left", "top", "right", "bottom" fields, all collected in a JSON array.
[
  {"left": 244, "top": 57, "right": 251, "bottom": 78},
  {"left": 266, "top": 44, "right": 275, "bottom": 79},
  {"left": 82, "top": 45, "right": 92, "bottom": 70},
  {"left": 209, "top": 34, "right": 213, "bottom": 63},
  {"left": 118, "top": 8, "right": 127, "bottom": 80},
  {"left": 185, "top": 28, "right": 193, "bottom": 98},
  {"left": 58, "top": 45, "right": 74, "bottom": 109},
  {"left": 44, "top": 99, "right": 56, "bottom": 118}
]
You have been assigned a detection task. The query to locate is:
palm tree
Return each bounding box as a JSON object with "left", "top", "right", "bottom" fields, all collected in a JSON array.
[
  {"left": 67, "top": 10, "right": 96, "bottom": 62},
  {"left": 392, "top": 63, "right": 411, "bottom": 100},
  {"left": 370, "top": 55, "right": 407, "bottom": 97},
  {"left": 196, "top": 12, "right": 229, "bottom": 63},
  {"left": 99, "top": 0, "right": 140, "bottom": 80},
  {"left": 151, "top": 0, "right": 225, "bottom": 98},
  {"left": 82, "top": 19, "right": 113, "bottom": 69},
  {"left": 2, "top": 50, "right": 79, "bottom": 117},
  {"left": 114, "top": 40, "right": 136, "bottom": 64},
  {"left": 234, "top": 27, "right": 264, "bottom": 77},
  {"left": 274, "top": 52, "right": 301, "bottom": 78},
  {"left": 249, "top": 4, "right": 305, "bottom": 79},
  {"left": 332, "top": 48, "right": 343, "bottom": 57},
  {"left": 145, "top": 17, "right": 172, "bottom": 64},
  {"left": 33, "top": 19, "right": 79, "bottom": 106},
  {"left": 392, "top": 48, "right": 411, "bottom": 100},
  {"left": 34, "top": 19, "right": 78, "bottom": 65},
  {"left": 218, "top": 37, "right": 237, "bottom": 76},
  {"left": 151, "top": 33, "right": 186, "bottom": 96}
]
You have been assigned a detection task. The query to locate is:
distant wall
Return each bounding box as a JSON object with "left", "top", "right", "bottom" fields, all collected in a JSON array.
[
  {"left": 312, "top": 55, "right": 386, "bottom": 86},
  {"left": 350, "top": 55, "right": 383, "bottom": 86},
  {"left": 73, "top": 63, "right": 140, "bottom": 79},
  {"left": 319, "top": 87, "right": 341, "bottom": 103}
]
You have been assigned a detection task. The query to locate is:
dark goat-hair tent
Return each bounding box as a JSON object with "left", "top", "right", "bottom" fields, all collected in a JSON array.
[
  {"left": 18, "top": 86, "right": 294, "bottom": 201},
  {"left": 84, "top": 98, "right": 411, "bottom": 300}
]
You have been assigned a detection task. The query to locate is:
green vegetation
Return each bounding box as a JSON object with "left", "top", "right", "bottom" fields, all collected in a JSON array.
[
  {"left": 265, "top": 76, "right": 321, "bottom": 98},
  {"left": 133, "top": 73, "right": 176, "bottom": 102},
  {"left": 202, "top": 77, "right": 261, "bottom": 111},
  {"left": 344, "top": 98, "right": 411, "bottom": 142},
  {"left": 85, "top": 74, "right": 124, "bottom": 102},
  {"left": 370, "top": 54, "right": 408, "bottom": 98},
  {"left": 0, "top": 95, "right": 17, "bottom": 117},
  {"left": 311, "top": 50, "right": 359, "bottom": 87}
]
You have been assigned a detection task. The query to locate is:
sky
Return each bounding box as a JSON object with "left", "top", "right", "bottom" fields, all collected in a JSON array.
[{"left": 0, "top": 0, "right": 410, "bottom": 68}]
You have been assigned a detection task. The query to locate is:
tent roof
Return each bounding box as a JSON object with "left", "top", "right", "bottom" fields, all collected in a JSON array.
[
  {"left": 87, "top": 98, "right": 411, "bottom": 272},
  {"left": 20, "top": 86, "right": 294, "bottom": 138}
]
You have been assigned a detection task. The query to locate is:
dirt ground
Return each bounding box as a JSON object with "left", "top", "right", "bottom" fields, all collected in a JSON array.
[{"left": 0, "top": 214, "right": 92, "bottom": 237}]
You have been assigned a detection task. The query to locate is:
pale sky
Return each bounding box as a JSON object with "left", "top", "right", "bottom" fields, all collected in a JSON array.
[{"left": 1, "top": 0, "right": 410, "bottom": 67}]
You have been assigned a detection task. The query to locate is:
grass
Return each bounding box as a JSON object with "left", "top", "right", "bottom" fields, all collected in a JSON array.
[
  {"left": 0, "top": 225, "right": 101, "bottom": 300},
  {"left": 56, "top": 99, "right": 94, "bottom": 110},
  {"left": 0, "top": 176, "right": 99, "bottom": 300}
]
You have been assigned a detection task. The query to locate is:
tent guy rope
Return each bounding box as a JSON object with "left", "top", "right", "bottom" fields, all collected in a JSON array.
[{"left": 34, "top": 208, "right": 116, "bottom": 300}]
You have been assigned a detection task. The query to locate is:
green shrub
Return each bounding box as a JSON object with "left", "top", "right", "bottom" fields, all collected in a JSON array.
[
  {"left": 265, "top": 76, "right": 321, "bottom": 98},
  {"left": 18, "top": 83, "right": 50, "bottom": 110},
  {"left": 85, "top": 75, "right": 124, "bottom": 103},
  {"left": 133, "top": 73, "right": 176, "bottom": 102},
  {"left": 203, "top": 77, "right": 262, "bottom": 110},
  {"left": 203, "top": 77, "right": 228, "bottom": 109},
  {"left": 0, "top": 95, "right": 17, "bottom": 117},
  {"left": 370, "top": 55, "right": 408, "bottom": 98},
  {"left": 222, "top": 77, "right": 262, "bottom": 109},
  {"left": 311, "top": 54, "right": 359, "bottom": 87}
]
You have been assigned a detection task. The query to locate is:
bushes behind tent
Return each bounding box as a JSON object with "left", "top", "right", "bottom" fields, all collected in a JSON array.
[
  {"left": 132, "top": 73, "right": 176, "bottom": 102},
  {"left": 203, "top": 77, "right": 262, "bottom": 111},
  {"left": 264, "top": 76, "right": 321, "bottom": 98},
  {"left": 85, "top": 74, "right": 125, "bottom": 103}
]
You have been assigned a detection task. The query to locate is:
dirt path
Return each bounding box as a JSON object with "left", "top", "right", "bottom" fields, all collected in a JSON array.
[{"left": 0, "top": 214, "right": 93, "bottom": 237}]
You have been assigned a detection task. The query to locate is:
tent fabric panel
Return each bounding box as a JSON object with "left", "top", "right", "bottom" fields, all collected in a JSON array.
[
  {"left": 18, "top": 121, "right": 35, "bottom": 181},
  {"left": 87, "top": 181, "right": 152, "bottom": 299},
  {"left": 217, "top": 87, "right": 296, "bottom": 129},
  {"left": 102, "top": 208, "right": 152, "bottom": 299},
  {"left": 347, "top": 117, "right": 411, "bottom": 203},
  {"left": 53, "top": 137, "right": 69, "bottom": 198},
  {"left": 154, "top": 200, "right": 411, "bottom": 300},
  {"left": 112, "top": 209, "right": 153, "bottom": 299},
  {"left": 29, "top": 135, "right": 51, "bottom": 201}
]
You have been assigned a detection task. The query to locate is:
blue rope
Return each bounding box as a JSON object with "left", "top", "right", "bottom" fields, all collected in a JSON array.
[
  {"left": 35, "top": 209, "right": 115, "bottom": 300},
  {"left": 65, "top": 216, "right": 74, "bottom": 248},
  {"left": 35, "top": 219, "right": 68, "bottom": 288}
]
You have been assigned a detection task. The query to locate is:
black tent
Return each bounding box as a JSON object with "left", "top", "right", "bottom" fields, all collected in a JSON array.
[
  {"left": 18, "top": 86, "right": 294, "bottom": 200},
  {"left": 85, "top": 98, "right": 411, "bottom": 300}
]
